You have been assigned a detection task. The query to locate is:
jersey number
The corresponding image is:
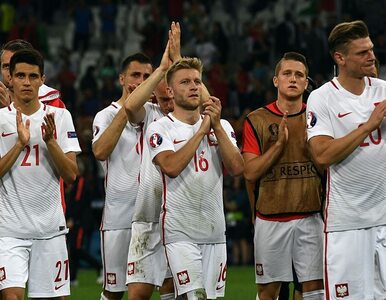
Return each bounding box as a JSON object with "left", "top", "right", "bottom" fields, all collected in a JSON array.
[
  {"left": 194, "top": 150, "right": 209, "bottom": 172},
  {"left": 21, "top": 144, "right": 40, "bottom": 166},
  {"left": 217, "top": 262, "right": 227, "bottom": 282},
  {"left": 358, "top": 124, "right": 382, "bottom": 147},
  {"left": 55, "top": 259, "right": 69, "bottom": 282}
]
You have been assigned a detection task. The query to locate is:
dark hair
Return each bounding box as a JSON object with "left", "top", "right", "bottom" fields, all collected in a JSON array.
[
  {"left": 328, "top": 20, "right": 369, "bottom": 58},
  {"left": 120, "top": 53, "right": 152, "bottom": 74},
  {"left": 10, "top": 49, "right": 44, "bottom": 76},
  {"left": 274, "top": 52, "right": 308, "bottom": 76},
  {"left": 1, "top": 39, "right": 33, "bottom": 55}
]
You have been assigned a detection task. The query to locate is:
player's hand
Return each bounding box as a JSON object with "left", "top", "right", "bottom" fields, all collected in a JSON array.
[
  {"left": 364, "top": 100, "right": 386, "bottom": 132},
  {"left": 159, "top": 40, "right": 171, "bottom": 72},
  {"left": 42, "top": 113, "right": 56, "bottom": 142},
  {"left": 276, "top": 111, "right": 288, "bottom": 147},
  {"left": 0, "top": 81, "right": 11, "bottom": 108},
  {"left": 169, "top": 21, "right": 181, "bottom": 62},
  {"left": 16, "top": 107, "right": 30, "bottom": 147},
  {"left": 202, "top": 96, "right": 222, "bottom": 130},
  {"left": 199, "top": 114, "right": 211, "bottom": 135},
  {"left": 125, "top": 83, "right": 137, "bottom": 96}
]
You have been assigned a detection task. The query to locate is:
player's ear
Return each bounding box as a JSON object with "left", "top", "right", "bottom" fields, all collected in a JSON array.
[
  {"left": 273, "top": 76, "right": 278, "bottom": 88},
  {"left": 41, "top": 74, "right": 46, "bottom": 86},
  {"left": 118, "top": 73, "right": 124, "bottom": 86},
  {"left": 334, "top": 51, "right": 344, "bottom": 66},
  {"left": 166, "top": 86, "right": 173, "bottom": 98}
]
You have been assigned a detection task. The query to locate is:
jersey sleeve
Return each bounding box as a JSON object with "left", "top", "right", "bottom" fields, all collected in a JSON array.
[
  {"left": 241, "top": 119, "right": 261, "bottom": 156},
  {"left": 306, "top": 90, "right": 335, "bottom": 140},
  {"left": 56, "top": 109, "right": 81, "bottom": 154},
  {"left": 92, "top": 108, "right": 112, "bottom": 144},
  {"left": 143, "top": 102, "right": 163, "bottom": 130},
  {"left": 146, "top": 121, "right": 174, "bottom": 162},
  {"left": 220, "top": 119, "right": 238, "bottom": 147}
]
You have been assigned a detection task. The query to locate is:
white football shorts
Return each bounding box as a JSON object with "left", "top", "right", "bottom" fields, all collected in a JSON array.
[
  {"left": 325, "top": 225, "right": 386, "bottom": 299},
  {"left": 126, "top": 222, "right": 171, "bottom": 287},
  {"left": 100, "top": 228, "right": 132, "bottom": 292},
  {"left": 166, "top": 242, "right": 227, "bottom": 299},
  {"left": 254, "top": 213, "right": 323, "bottom": 284},
  {"left": 0, "top": 235, "right": 70, "bottom": 298}
]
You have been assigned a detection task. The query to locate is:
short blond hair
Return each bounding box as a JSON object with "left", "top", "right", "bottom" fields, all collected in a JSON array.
[{"left": 166, "top": 57, "right": 203, "bottom": 85}]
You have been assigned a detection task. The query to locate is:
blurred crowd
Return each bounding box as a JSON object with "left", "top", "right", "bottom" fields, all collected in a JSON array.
[{"left": 2, "top": 0, "right": 386, "bottom": 267}]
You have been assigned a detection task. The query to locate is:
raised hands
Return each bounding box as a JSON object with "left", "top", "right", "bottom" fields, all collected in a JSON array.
[
  {"left": 0, "top": 81, "right": 11, "bottom": 108},
  {"left": 159, "top": 40, "right": 171, "bottom": 72},
  {"left": 364, "top": 100, "right": 386, "bottom": 132},
  {"left": 159, "top": 21, "right": 181, "bottom": 72},
  {"left": 169, "top": 21, "right": 181, "bottom": 63},
  {"left": 16, "top": 107, "right": 30, "bottom": 147},
  {"left": 202, "top": 96, "right": 222, "bottom": 130},
  {"left": 199, "top": 114, "right": 211, "bottom": 135},
  {"left": 276, "top": 111, "right": 289, "bottom": 147},
  {"left": 42, "top": 112, "right": 56, "bottom": 142}
]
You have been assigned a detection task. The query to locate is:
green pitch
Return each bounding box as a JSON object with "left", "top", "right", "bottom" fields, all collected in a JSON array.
[{"left": 68, "top": 266, "right": 257, "bottom": 299}]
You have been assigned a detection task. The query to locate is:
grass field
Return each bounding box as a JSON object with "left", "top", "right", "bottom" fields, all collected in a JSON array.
[{"left": 69, "top": 266, "right": 257, "bottom": 299}]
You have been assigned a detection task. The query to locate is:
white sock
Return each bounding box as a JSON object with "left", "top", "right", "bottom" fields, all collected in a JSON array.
[
  {"left": 160, "top": 293, "right": 175, "bottom": 300},
  {"left": 303, "top": 289, "right": 324, "bottom": 300},
  {"left": 100, "top": 292, "right": 109, "bottom": 300}
]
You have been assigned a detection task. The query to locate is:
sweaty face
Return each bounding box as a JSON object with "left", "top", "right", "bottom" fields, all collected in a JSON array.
[
  {"left": 169, "top": 68, "right": 202, "bottom": 111},
  {"left": 273, "top": 60, "right": 308, "bottom": 101},
  {"left": 1, "top": 50, "right": 13, "bottom": 88},
  {"left": 11, "top": 63, "right": 44, "bottom": 104},
  {"left": 154, "top": 80, "right": 174, "bottom": 115},
  {"left": 119, "top": 61, "right": 152, "bottom": 94}
]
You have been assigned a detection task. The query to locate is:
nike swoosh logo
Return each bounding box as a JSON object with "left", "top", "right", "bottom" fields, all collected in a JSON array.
[
  {"left": 54, "top": 283, "right": 66, "bottom": 290},
  {"left": 173, "top": 139, "right": 186, "bottom": 144},
  {"left": 338, "top": 112, "right": 352, "bottom": 118},
  {"left": 216, "top": 285, "right": 225, "bottom": 291},
  {"left": 1, "top": 132, "right": 16, "bottom": 137}
]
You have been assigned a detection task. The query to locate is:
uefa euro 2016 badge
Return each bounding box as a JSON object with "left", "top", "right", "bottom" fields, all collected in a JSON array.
[
  {"left": 150, "top": 133, "right": 163, "bottom": 148},
  {"left": 307, "top": 111, "right": 317, "bottom": 129}
]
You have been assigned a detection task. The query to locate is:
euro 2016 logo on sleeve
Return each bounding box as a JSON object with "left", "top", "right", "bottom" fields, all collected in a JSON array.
[
  {"left": 177, "top": 270, "right": 190, "bottom": 285},
  {"left": 307, "top": 111, "right": 317, "bottom": 129},
  {"left": 149, "top": 133, "right": 163, "bottom": 148}
]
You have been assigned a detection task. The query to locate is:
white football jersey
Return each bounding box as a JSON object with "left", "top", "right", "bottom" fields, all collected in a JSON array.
[
  {"left": 307, "top": 77, "right": 386, "bottom": 232},
  {"left": 132, "top": 102, "right": 165, "bottom": 223},
  {"left": 92, "top": 102, "right": 141, "bottom": 230},
  {"left": 0, "top": 103, "right": 81, "bottom": 239},
  {"left": 146, "top": 114, "right": 238, "bottom": 244}
]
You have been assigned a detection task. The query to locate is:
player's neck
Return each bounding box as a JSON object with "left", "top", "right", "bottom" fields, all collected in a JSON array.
[
  {"left": 13, "top": 98, "right": 41, "bottom": 115},
  {"left": 116, "top": 94, "right": 126, "bottom": 106},
  {"left": 172, "top": 107, "right": 201, "bottom": 125},
  {"left": 336, "top": 74, "right": 365, "bottom": 96},
  {"left": 276, "top": 98, "right": 303, "bottom": 115}
]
